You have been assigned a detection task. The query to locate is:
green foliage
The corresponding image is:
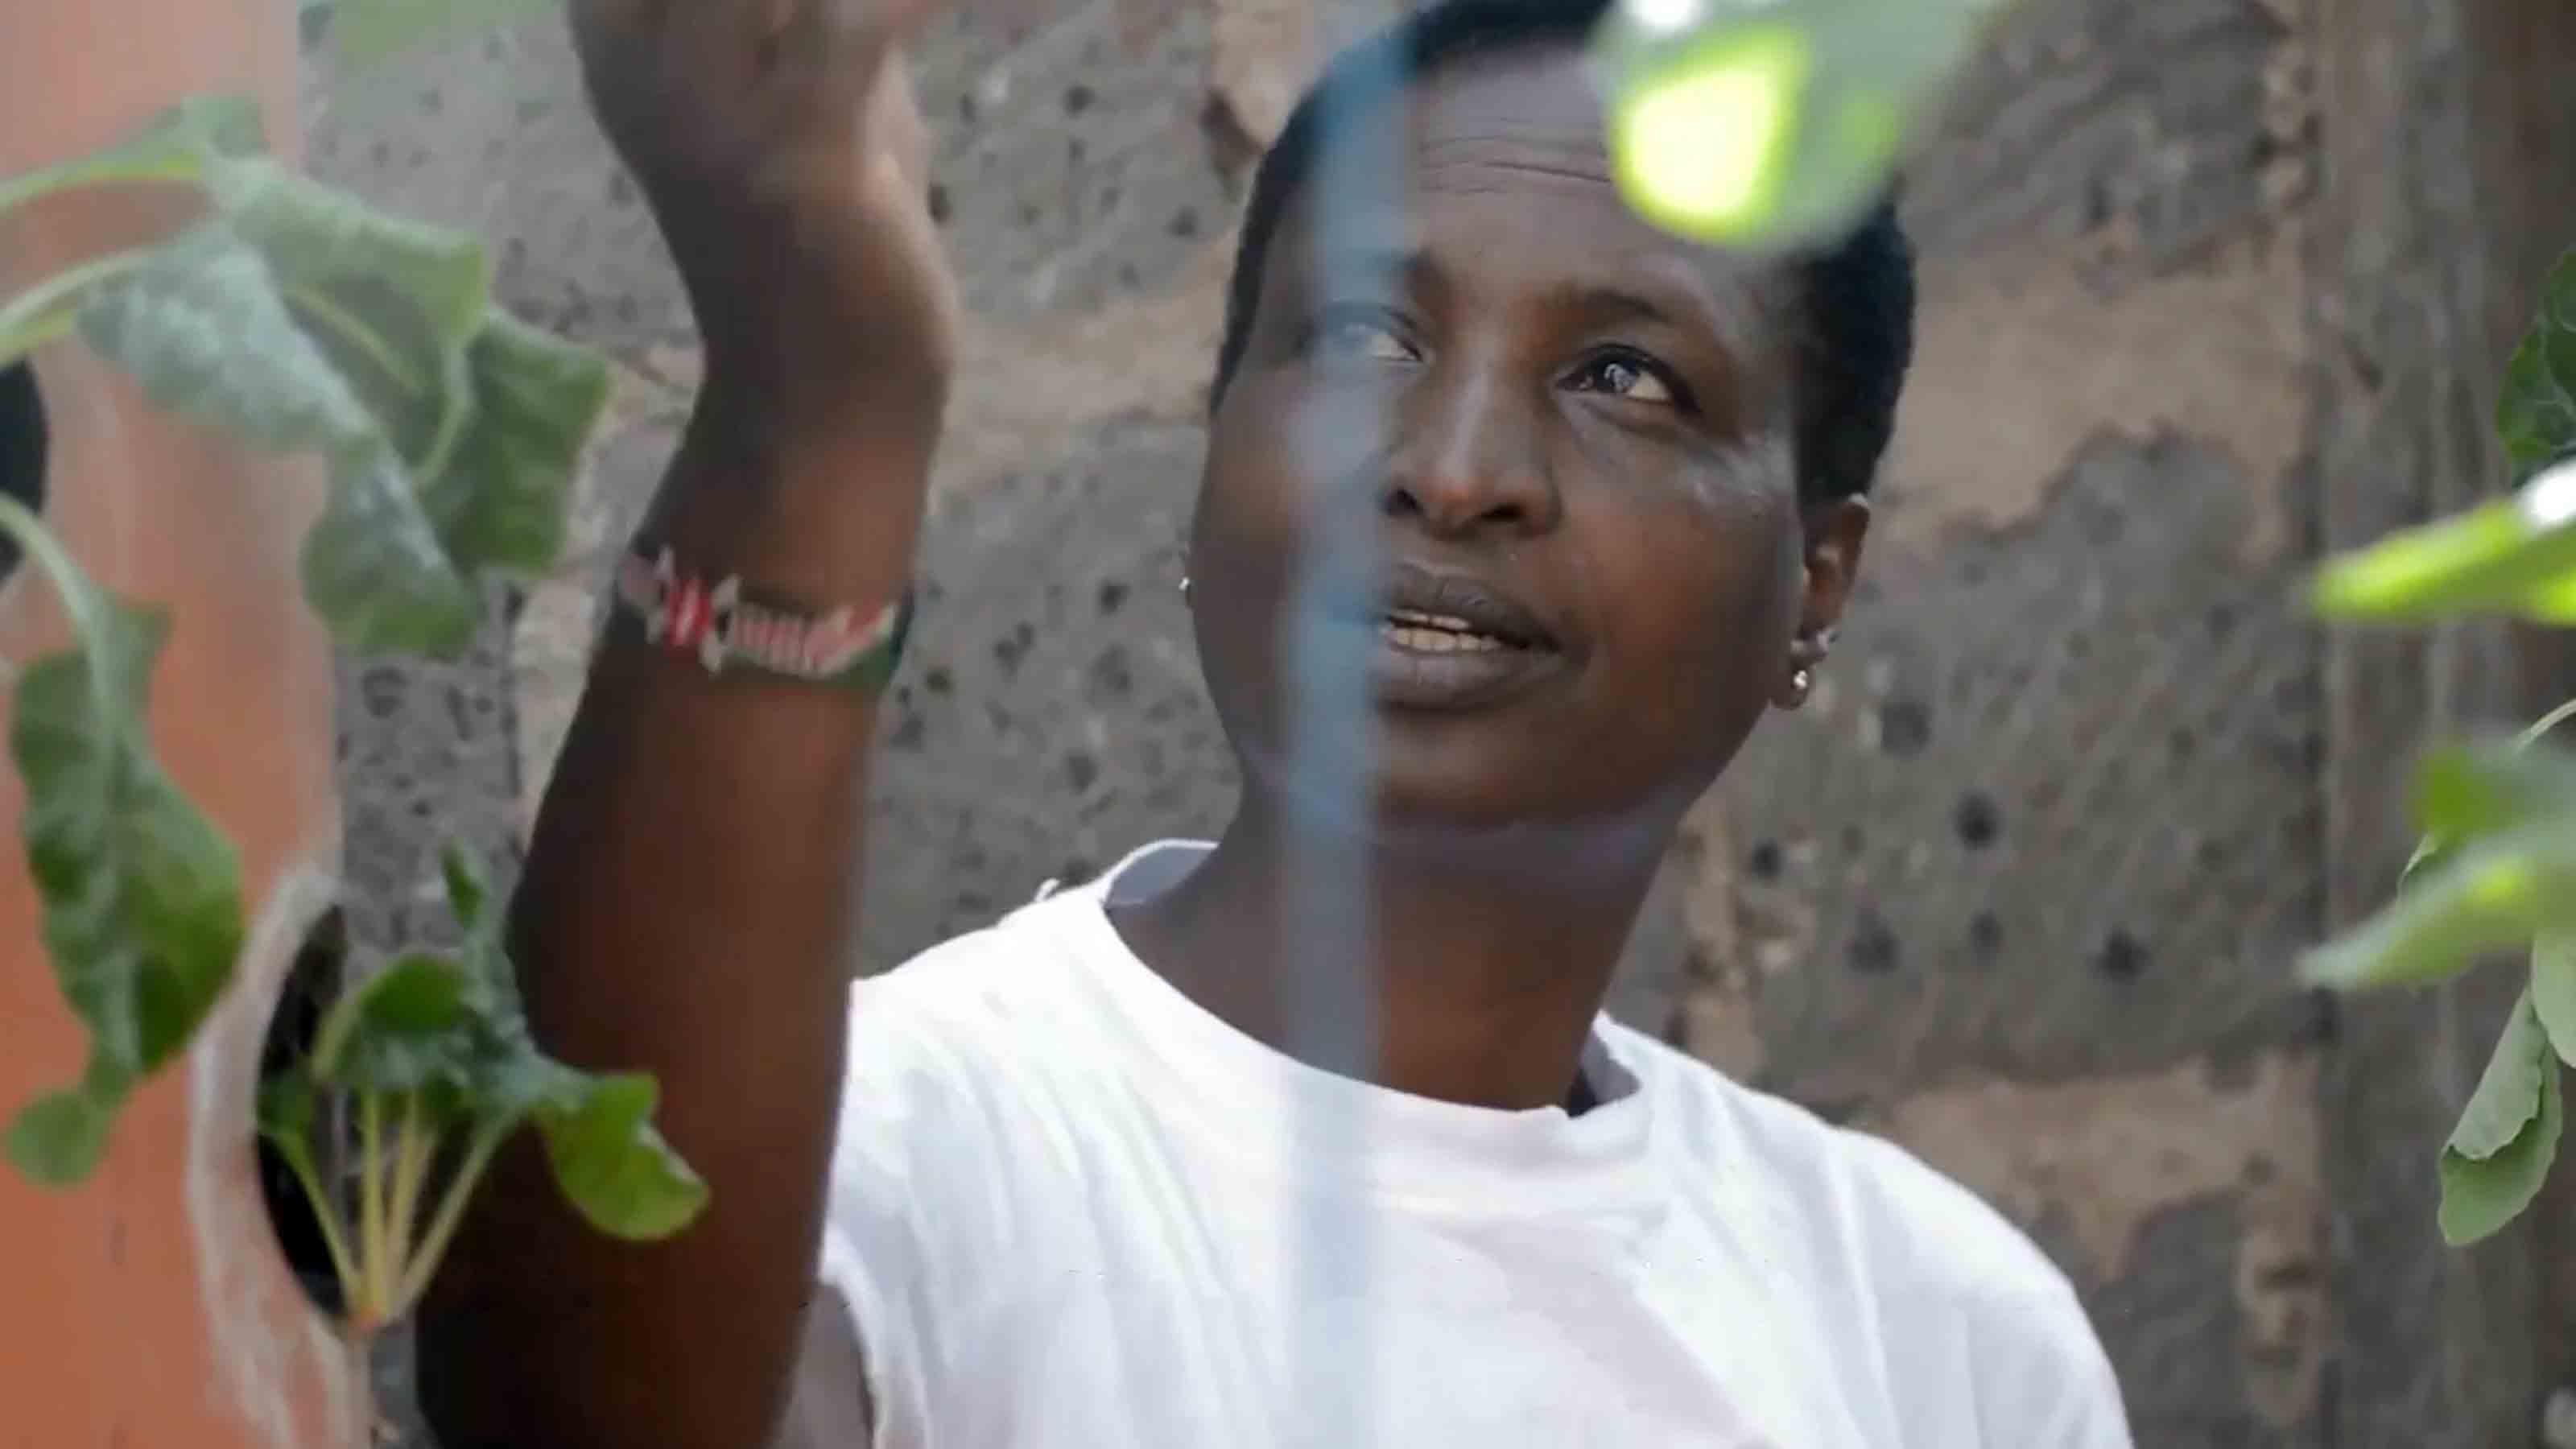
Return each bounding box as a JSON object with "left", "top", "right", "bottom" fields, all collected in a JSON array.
[
  {"left": 2306, "top": 247, "right": 2576, "bottom": 1245},
  {"left": 2439, "top": 994, "right": 2563, "bottom": 1246},
  {"left": 2310, "top": 492, "right": 2576, "bottom": 624},
  {"left": 0, "top": 499, "right": 242, "bottom": 1185},
  {"left": 2532, "top": 932, "right": 2576, "bottom": 1065},
  {"left": 256, "top": 849, "right": 705, "bottom": 1330},
  {"left": 1595, "top": 0, "right": 2009, "bottom": 252},
  {"left": 2314, "top": 250, "right": 2576, "bottom": 627},
  {"left": 0, "top": 95, "right": 262, "bottom": 214},
  {"left": 2499, "top": 250, "right": 2576, "bottom": 481},
  {"left": 2301, "top": 731, "right": 2576, "bottom": 1245},
  {"left": 2, "top": 103, "right": 609, "bottom": 658},
  {"left": 0, "top": 93, "right": 691, "bottom": 1331}
]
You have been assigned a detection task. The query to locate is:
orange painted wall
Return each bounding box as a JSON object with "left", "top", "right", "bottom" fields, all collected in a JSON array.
[{"left": 0, "top": 2, "right": 363, "bottom": 1443}]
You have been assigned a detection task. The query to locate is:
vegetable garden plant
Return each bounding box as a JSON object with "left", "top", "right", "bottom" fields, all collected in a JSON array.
[
  {"left": 2302, "top": 250, "right": 2576, "bottom": 1246},
  {"left": 0, "top": 71, "right": 704, "bottom": 1336},
  {"left": 1, "top": 0, "right": 2569, "bottom": 1360}
]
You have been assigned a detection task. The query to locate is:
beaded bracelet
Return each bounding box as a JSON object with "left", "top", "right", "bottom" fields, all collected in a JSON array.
[{"left": 613, "top": 545, "right": 914, "bottom": 694}]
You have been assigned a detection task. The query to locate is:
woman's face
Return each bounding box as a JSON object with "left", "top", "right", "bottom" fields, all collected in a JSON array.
[{"left": 1191, "top": 44, "right": 1868, "bottom": 838}]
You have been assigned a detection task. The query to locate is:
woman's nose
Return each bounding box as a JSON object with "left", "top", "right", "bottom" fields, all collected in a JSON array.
[{"left": 1379, "top": 363, "right": 1561, "bottom": 538}]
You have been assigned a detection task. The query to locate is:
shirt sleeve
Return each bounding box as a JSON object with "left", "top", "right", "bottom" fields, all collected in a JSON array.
[
  {"left": 774, "top": 1277, "right": 877, "bottom": 1448},
  {"left": 1967, "top": 1279, "right": 2134, "bottom": 1448}
]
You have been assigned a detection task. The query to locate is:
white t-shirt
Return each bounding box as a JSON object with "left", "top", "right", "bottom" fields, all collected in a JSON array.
[{"left": 807, "top": 842, "right": 2132, "bottom": 1448}]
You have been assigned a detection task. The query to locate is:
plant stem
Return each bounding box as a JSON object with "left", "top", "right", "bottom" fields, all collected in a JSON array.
[
  {"left": 2516, "top": 698, "right": 2576, "bottom": 750},
  {"left": 390, "top": 1119, "right": 512, "bottom": 1315},
  {"left": 282, "top": 278, "right": 429, "bottom": 399},
  {"left": 385, "top": 1091, "right": 436, "bottom": 1299},
  {"left": 393, "top": 1091, "right": 434, "bottom": 1228},
  {"left": 0, "top": 497, "right": 109, "bottom": 641},
  {"left": 272, "top": 1128, "right": 363, "bottom": 1315},
  {"left": 357, "top": 1090, "right": 387, "bottom": 1327},
  {"left": 0, "top": 246, "right": 157, "bottom": 366},
  {"left": 0, "top": 150, "right": 205, "bottom": 215},
  {"left": 0, "top": 497, "right": 147, "bottom": 766}
]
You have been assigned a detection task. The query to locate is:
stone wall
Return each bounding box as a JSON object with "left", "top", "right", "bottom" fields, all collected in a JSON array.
[{"left": 302, "top": 0, "right": 2562, "bottom": 1440}]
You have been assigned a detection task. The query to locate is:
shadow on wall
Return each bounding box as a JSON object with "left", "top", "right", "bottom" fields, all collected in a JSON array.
[{"left": 0, "top": 362, "right": 44, "bottom": 579}]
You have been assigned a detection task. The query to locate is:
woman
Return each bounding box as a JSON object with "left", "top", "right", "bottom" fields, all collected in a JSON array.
[{"left": 420, "top": 0, "right": 2133, "bottom": 1444}]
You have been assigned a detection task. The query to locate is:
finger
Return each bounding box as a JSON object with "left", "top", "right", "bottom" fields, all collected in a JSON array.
[
  {"left": 779, "top": 0, "right": 939, "bottom": 85},
  {"left": 662, "top": 0, "right": 779, "bottom": 74},
  {"left": 567, "top": 0, "right": 665, "bottom": 33},
  {"left": 872, "top": 49, "right": 933, "bottom": 196},
  {"left": 566, "top": 0, "right": 668, "bottom": 68}
]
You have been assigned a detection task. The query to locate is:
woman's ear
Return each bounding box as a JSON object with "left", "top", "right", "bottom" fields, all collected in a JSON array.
[
  {"left": 1797, "top": 495, "right": 1870, "bottom": 641},
  {"left": 1774, "top": 497, "right": 1868, "bottom": 710}
]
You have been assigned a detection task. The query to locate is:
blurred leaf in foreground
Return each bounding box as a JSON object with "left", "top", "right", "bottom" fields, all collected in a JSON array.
[
  {"left": 1595, "top": 0, "right": 2003, "bottom": 252},
  {"left": 2310, "top": 460, "right": 2576, "bottom": 624}
]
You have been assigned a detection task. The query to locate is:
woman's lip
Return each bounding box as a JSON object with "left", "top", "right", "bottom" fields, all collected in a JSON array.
[
  {"left": 1360, "top": 619, "right": 1567, "bottom": 710},
  {"left": 1377, "top": 564, "right": 1559, "bottom": 651}
]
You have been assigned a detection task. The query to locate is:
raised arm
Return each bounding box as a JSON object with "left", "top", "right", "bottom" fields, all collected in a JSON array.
[{"left": 417, "top": 3, "right": 955, "bottom": 1445}]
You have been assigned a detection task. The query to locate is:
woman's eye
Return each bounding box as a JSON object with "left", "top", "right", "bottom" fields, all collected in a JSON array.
[
  {"left": 1312, "top": 315, "right": 1415, "bottom": 363},
  {"left": 1569, "top": 354, "right": 1678, "bottom": 406}
]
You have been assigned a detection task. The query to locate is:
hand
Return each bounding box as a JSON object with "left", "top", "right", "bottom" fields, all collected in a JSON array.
[{"left": 571, "top": 0, "right": 957, "bottom": 436}]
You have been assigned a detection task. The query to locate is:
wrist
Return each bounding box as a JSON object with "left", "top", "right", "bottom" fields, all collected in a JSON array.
[
  {"left": 696, "top": 338, "right": 949, "bottom": 466},
  {"left": 640, "top": 392, "right": 935, "bottom": 603}
]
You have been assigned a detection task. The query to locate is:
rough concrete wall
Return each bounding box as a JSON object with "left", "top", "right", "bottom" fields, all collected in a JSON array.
[
  {"left": 2309, "top": 0, "right": 2562, "bottom": 1439},
  {"left": 2462, "top": 0, "right": 2576, "bottom": 1406},
  {"left": 295, "top": 1, "right": 2532, "bottom": 1443},
  {"left": 1667, "top": 0, "right": 2339, "bottom": 1440}
]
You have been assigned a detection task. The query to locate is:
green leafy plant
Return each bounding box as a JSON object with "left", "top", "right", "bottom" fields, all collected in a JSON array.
[
  {"left": 1593, "top": 0, "right": 2011, "bottom": 252},
  {"left": 0, "top": 93, "right": 703, "bottom": 1331},
  {"left": 2302, "top": 247, "right": 2576, "bottom": 1245},
  {"left": 262, "top": 848, "right": 703, "bottom": 1331}
]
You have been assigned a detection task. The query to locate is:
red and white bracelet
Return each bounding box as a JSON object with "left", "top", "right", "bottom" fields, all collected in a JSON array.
[{"left": 613, "top": 545, "right": 914, "bottom": 694}]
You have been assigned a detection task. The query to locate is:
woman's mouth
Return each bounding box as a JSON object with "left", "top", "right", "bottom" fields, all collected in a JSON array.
[
  {"left": 1362, "top": 597, "right": 1563, "bottom": 710},
  {"left": 1378, "top": 608, "right": 1517, "bottom": 654}
]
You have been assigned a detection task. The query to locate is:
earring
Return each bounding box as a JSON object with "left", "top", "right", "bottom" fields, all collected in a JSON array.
[
  {"left": 1179, "top": 574, "right": 1192, "bottom": 597},
  {"left": 1781, "top": 666, "right": 1814, "bottom": 708}
]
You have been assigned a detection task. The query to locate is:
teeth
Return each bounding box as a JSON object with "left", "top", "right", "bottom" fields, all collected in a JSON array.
[
  {"left": 1384, "top": 608, "right": 1480, "bottom": 632},
  {"left": 1380, "top": 622, "right": 1502, "bottom": 653}
]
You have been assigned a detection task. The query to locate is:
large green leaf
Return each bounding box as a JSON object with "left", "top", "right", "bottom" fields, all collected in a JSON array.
[
  {"left": 77, "top": 227, "right": 374, "bottom": 452},
  {"left": 207, "top": 157, "right": 488, "bottom": 472},
  {"left": 2534, "top": 932, "right": 2576, "bottom": 1068},
  {"left": 2439, "top": 994, "right": 2564, "bottom": 1245},
  {"left": 0, "top": 501, "right": 242, "bottom": 1187},
  {"left": 435, "top": 843, "right": 525, "bottom": 1019},
  {"left": 419, "top": 312, "right": 605, "bottom": 578},
  {"left": 533, "top": 1071, "right": 709, "bottom": 1241},
  {"left": 2301, "top": 823, "right": 2576, "bottom": 991},
  {"left": 2452, "top": 993, "right": 2557, "bottom": 1158},
  {"left": 1596, "top": 0, "right": 1992, "bottom": 253},
  {"left": 2310, "top": 495, "right": 2576, "bottom": 623},
  {"left": 300, "top": 445, "right": 481, "bottom": 658},
  {"left": 310, "top": 952, "right": 477, "bottom": 1093},
  {"left": 2246, "top": 242, "right": 2569, "bottom": 632},
  {"left": 440, "top": 842, "right": 491, "bottom": 935},
  {"left": 2498, "top": 249, "right": 2576, "bottom": 481},
  {"left": 2414, "top": 739, "right": 2576, "bottom": 846},
  {"left": 6, "top": 1084, "right": 117, "bottom": 1187},
  {"left": 0, "top": 95, "right": 264, "bottom": 214}
]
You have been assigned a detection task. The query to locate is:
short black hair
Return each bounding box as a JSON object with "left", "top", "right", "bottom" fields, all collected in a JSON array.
[{"left": 1208, "top": 0, "right": 1917, "bottom": 503}]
